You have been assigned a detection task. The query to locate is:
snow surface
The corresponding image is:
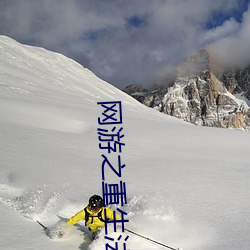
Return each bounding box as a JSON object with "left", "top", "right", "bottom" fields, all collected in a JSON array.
[{"left": 0, "top": 35, "right": 250, "bottom": 250}]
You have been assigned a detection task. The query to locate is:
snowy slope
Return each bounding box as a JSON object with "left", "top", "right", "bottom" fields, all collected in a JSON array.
[{"left": 0, "top": 36, "right": 250, "bottom": 250}]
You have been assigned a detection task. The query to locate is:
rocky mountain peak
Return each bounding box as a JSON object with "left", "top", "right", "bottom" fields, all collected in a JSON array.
[
  {"left": 177, "top": 48, "right": 210, "bottom": 78},
  {"left": 123, "top": 49, "right": 250, "bottom": 130}
]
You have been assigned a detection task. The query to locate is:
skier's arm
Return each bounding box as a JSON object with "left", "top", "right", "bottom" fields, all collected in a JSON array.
[
  {"left": 104, "top": 207, "right": 121, "bottom": 220},
  {"left": 67, "top": 209, "right": 85, "bottom": 225}
]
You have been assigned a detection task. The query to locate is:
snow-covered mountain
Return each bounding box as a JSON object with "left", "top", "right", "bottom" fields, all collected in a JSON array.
[
  {"left": 1, "top": 36, "right": 250, "bottom": 250},
  {"left": 124, "top": 49, "right": 250, "bottom": 130}
]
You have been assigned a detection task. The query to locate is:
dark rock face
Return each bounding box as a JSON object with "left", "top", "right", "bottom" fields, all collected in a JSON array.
[
  {"left": 218, "top": 66, "right": 250, "bottom": 99},
  {"left": 123, "top": 49, "right": 250, "bottom": 130},
  {"left": 122, "top": 84, "right": 147, "bottom": 103}
]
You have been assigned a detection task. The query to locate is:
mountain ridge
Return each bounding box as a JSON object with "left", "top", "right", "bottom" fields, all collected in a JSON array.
[{"left": 123, "top": 49, "right": 250, "bottom": 130}]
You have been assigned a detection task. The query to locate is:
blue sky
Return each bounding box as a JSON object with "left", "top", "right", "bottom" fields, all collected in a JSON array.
[
  {"left": 205, "top": 0, "right": 249, "bottom": 28},
  {"left": 0, "top": 0, "right": 249, "bottom": 89}
]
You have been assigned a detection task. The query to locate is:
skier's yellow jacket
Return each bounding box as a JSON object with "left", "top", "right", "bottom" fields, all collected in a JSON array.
[{"left": 67, "top": 206, "right": 121, "bottom": 233}]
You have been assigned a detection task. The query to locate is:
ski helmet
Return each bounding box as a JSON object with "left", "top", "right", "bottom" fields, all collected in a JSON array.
[{"left": 89, "top": 195, "right": 103, "bottom": 211}]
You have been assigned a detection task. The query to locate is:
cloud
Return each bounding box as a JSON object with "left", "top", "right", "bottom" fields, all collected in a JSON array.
[
  {"left": 0, "top": 0, "right": 249, "bottom": 89},
  {"left": 209, "top": 4, "right": 250, "bottom": 69},
  {"left": 200, "top": 18, "right": 240, "bottom": 45}
]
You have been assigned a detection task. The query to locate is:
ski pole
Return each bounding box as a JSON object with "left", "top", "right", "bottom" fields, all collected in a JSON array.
[
  {"left": 37, "top": 220, "right": 48, "bottom": 230},
  {"left": 125, "top": 228, "right": 181, "bottom": 250}
]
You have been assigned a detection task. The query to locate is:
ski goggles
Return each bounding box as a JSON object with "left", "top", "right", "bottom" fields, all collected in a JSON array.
[{"left": 89, "top": 204, "right": 101, "bottom": 212}]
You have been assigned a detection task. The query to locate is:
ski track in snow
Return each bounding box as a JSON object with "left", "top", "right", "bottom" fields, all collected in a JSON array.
[{"left": 0, "top": 180, "right": 211, "bottom": 250}]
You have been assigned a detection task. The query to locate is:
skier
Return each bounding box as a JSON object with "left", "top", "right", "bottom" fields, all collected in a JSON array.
[{"left": 66, "top": 194, "right": 120, "bottom": 239}]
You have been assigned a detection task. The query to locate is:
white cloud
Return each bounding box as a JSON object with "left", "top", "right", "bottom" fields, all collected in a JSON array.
[
  {"left": 209, "top": 5, "right": 250, "bottom": 68},
  {"left": 0, "top": 0, "right": 249, "bottom": 88},
  {"left": 200, "top": 18, "right": 240, "bottom": 45}
]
